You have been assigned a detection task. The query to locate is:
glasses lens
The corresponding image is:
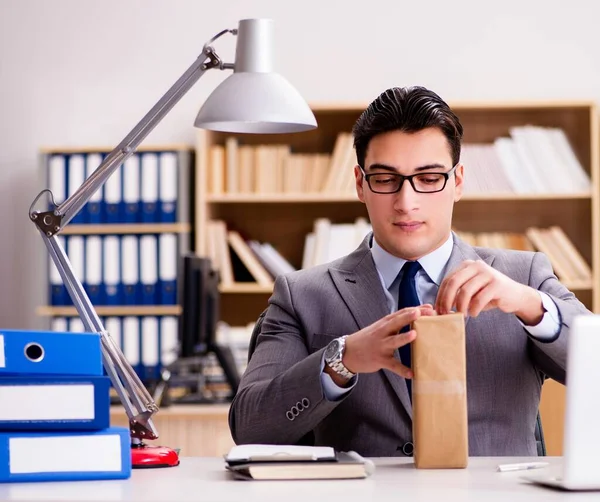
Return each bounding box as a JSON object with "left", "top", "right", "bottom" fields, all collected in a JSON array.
[
  {"left": 368, "top": 174, "right": 401, "bottom": 193},
  {"left": 413, "top": 173, "right": 445, "bottom": 192}
]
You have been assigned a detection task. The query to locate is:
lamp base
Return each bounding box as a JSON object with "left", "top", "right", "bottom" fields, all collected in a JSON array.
[{"left": 131, "top": 443, "right": 180, "bottom": 468}]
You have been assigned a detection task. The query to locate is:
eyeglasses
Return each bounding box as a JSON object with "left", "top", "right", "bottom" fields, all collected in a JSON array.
[{"left": 359, "top": 164, "right": 458, "bottom": 194}]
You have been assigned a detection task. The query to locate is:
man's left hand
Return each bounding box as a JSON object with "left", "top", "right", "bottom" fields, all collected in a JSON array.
[{"left": 435, "top": 259, "right": 544, "bottom": 325}]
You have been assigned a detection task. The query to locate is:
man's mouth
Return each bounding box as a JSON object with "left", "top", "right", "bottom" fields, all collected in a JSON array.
[{"left": 394, "top": 221, "right": 423, "bottom": 231}]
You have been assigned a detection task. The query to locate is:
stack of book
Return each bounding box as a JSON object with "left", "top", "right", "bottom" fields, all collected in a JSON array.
[
  {"left": 225, "top": 444, "right": 374, "bottom": 480},
  {"left": 0, "top": 328, "right": 131, "bottom": 483}
]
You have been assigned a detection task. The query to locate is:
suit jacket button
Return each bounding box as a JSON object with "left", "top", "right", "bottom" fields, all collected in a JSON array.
[{"left": 402, "top": 442, "right": 414, "bottom": 456}]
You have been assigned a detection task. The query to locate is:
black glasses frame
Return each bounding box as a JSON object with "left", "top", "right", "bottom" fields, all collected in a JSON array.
[{"left": 359, "top": 164, "right": 459, "bottom": 194}]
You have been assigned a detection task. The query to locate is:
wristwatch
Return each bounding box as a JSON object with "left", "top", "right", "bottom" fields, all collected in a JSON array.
[{"left": 324, "top": 336, "right": 355, "bottom": 379}]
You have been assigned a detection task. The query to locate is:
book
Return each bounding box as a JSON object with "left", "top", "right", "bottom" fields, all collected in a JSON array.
[
  {"left": 224, "top": 444, "right": 374, "bottom": 480},
  {"left": 0, "top": 329, "right": 103, "bottom": 376},
  {"left": 0, "top": 427, "right": 131, "bottom": 483},
  {"left": 0, "top": 375, "right": 110, "bottom": 430}
]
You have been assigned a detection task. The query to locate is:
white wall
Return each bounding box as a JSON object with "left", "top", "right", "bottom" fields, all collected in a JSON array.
[{"left": 1, "top": 0, "right": 599, "bottom": 329}]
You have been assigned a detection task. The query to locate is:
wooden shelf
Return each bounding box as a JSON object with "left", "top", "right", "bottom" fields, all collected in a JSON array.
[
  {"left": 110, "top": 404, "right": 230, "bottom": 418},
  {"left": 219, "top": 281, "right": 592, "bottom": 294},
  {"left": 61, "top": 223, "right": 191, "bottom": 235},
  {"left": 207, "top": 193, "right": 592, "bottom": 203},
  {"left": 308, "top": 100, "right": 597, "bottom": 112},
  {"left": 192, "top": 101, "right": 600, "bottom": 456},
  {"left": 219, "top": 284, "right": 273, "bottom": 294},
  {"left": 561, "top": 280, "right": 594, "bottom": 291},
  {"left": 40, "top": 144, "right": 193, "bottom": 154},
  {"left": 208, "top": 193, "right": 359, "bottom": 203},
  {"left": 37, "top": 305, "right": 182, "bottom": 317}
]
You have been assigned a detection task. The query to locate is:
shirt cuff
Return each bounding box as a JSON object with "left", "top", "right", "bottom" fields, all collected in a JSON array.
[
  {"left": 320, "top": 352, "right": 357, "bottom": 401},
  {"left": 520, "top": 291, "right": 560, "bottom": 340}
]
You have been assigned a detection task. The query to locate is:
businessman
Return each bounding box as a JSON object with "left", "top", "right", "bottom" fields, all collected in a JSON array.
[{"left": 228, "top": 86, "right": 591, "bottom": 456}]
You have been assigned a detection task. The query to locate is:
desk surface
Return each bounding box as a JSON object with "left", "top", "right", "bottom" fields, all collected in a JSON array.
[{"left": 0, "top": 456, "right": 594, "bottom": 501}]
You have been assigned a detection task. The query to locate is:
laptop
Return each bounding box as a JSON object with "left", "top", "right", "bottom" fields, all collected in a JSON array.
[{"left": 523, "top": 314, "right": 600, "bottom": 490}]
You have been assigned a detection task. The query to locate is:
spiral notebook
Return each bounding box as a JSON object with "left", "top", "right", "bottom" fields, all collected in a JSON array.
[{"left": 224, "top": 444, "right": 375, "bottom": 480}]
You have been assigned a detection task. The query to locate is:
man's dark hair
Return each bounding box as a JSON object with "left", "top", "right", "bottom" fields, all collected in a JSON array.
[{"left": 352, "top": 86, "right": 463, "bottom": 168}]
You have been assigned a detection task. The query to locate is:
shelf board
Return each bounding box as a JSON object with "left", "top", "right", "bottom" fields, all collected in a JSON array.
[
  {"left": 60, "top": 223, "right": 191, "bottom": 235},
  {"left": 461, "top": 192, "right": 592, "bottom": 201},
  {"left": 40, "top": 144, "right": 193, "bottom": 154},
  {"left": 207, "top": 193, "right": 592, "bottom": 203},
  {"left": 37, "top": 305, "right": 182, "bottom": 317},
  {"left": 207, "top": 193, "right": 359, "bottom": 203},
  {"left": 219, "top": 284, "right": 274, "bottom": 294},
  {"left": 110, "top": 404, "right": 230, "bottom": 418},
  {"left": 219, "top": 280, "right": 592, "bottom": 294},
  {"left": 307, "top": 100, "right": 597, "bottom": 111},
  {"left": 561, "top": 280, "right": 594, "bottom": 291}
]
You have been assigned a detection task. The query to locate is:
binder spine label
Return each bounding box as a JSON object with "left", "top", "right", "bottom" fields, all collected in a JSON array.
[{"left": 0, "top": 335, "right": 4, "bottom": 368}]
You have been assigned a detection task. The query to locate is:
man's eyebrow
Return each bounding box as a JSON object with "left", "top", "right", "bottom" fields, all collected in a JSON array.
[
  {"left": 366, "top": 163, "right": 398, "bottom": 173},
  {"left": 366, "top": 163, "right": 448, "bottom": 173},
  {"left": 414, "top": 163, "right": 447, "bottom": 172}
]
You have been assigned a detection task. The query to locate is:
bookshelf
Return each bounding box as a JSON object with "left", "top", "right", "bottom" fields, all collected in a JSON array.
[
  {"left": 195, "top": 101, "right": 599, "bottom": 455},
  {"left": 37, "top": 144, "right": 194, "bottom": 385}
]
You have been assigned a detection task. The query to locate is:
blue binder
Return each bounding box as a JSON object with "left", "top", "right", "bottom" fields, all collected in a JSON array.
[
  {"left": 49, "top": 236, "right": 68, "bottom": 306},
  {"left": 85, "top": 153, "right": 104, "bottom": 224},
  {"left": 67, "top": 154, "right": 86, "bottom": 224},
  {"left": 104, "top": 160, "right": 123, "bottom": 224},
  {"left": 0, "top": 376, "right": 110, "bottom": 430},
  {"left": 141, "top": 152, "right": 159, "bottom": 223},
  {"left": 0, "top": 329, "right": 103, "bottom": 376},
  {"left": 159, "top": 152, "right": 178, "bottom": 223},
  {"left": 0, "top": 427, "right": 131, "bottom": 483},
  {"left": 123, "top": 154, "right": 141, "bottom": 223}
]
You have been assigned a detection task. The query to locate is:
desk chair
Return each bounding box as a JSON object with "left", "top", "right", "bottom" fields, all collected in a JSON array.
[{"left": 247, "top": 308, "right": 547, "bottom": 456}]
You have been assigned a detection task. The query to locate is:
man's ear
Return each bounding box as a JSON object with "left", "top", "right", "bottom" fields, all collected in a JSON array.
[
  {"left": 355, "top": 165, "right": 366, "bottom": 203},
  {"left": 454, "top": 164, "right": 464, "bottom": 202}
]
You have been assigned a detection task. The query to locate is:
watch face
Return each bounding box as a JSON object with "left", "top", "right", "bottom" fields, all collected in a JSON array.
[{"left": 324, "top": 339, "right": 341, "bottom": 360}]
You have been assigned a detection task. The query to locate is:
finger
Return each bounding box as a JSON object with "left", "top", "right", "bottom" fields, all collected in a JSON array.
[
  {"left": 468, "top": 286, "right": 497, "bottom": 317},
  {"left": 436, "top": 263, "right": 480, "bottom": 314},
  {"left": 455, "top": 274, "right": 491, "bottom": 314},
  {"left": 419, "top": 305, "right": 437, "bottom": 316},
  {"left": 434, "top": 261, "right": 473, "bottom": 312},
  {"left": 384, "top": 358, "right": 413, "bottom": 379},
  {"left": 382, "top": 307, "right": 423, "bottom": 334},
  {"left": 379, "top": 305, "right": 435, "bottom": 337},
  {"left": 387, "top": 329, "right": 417, "bottom": 350}
]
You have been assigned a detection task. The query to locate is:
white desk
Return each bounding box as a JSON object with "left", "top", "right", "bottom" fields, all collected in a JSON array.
[{"left": 0, "top": 456, "right": 594, "bottom": 501}]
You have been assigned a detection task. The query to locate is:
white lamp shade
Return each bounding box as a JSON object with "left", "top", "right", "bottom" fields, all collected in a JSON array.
[
  {"left": 194, "top": 18, "right": 317, "bottom": 134},
  {"left": 194, "top": 72, "right": 317, "bottom": 133}
]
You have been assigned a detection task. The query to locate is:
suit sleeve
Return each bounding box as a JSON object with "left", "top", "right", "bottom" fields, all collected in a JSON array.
[
  {"left": 527, "top": 251, "right": 592, "bottom": 384},
  {"left": 228, "top": 274, "right": 350, "bottom": 445}
]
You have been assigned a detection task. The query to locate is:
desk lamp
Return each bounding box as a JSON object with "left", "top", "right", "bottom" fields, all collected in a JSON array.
[{"left": 28, "top": 18, "right": 317, "bottom": 468}]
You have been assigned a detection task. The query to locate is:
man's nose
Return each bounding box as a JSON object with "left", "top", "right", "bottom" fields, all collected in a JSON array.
[{"left": 393, "top": 179, "right": 419, "bottom": 211}]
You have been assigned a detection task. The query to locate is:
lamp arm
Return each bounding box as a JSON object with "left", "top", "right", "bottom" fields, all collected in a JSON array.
[
  {"left": 35, "top": 44, "right": 223, "bottom": 234},
  {"left": 29, "top": 31, "right": 235, "bottom": 440}
]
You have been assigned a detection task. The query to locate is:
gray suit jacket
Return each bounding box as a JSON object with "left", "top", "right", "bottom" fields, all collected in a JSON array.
[{"left": 229, "top": 233, "right": 591, "bottom": 456}]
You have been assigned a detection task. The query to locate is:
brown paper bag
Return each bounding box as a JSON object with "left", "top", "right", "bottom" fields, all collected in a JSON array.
[{"left": 411, "top": 313, "right": 468, "bottom": 469}]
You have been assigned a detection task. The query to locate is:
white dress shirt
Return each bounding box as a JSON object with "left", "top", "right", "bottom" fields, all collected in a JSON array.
[{"left": 321, "top": 233, "right": 561, "bottom": 400}]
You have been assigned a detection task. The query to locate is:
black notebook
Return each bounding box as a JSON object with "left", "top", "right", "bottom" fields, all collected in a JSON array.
[{"left": 224, "top": 444, "right": 375, "bottom": 480}]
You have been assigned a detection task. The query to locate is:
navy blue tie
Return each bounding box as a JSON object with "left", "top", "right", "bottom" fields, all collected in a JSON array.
[{"left": 397, "top": 261, "right": 421, "bottom": 399}]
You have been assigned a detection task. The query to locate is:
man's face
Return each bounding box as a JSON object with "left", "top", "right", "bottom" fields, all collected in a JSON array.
[{"left": 355, "top": 127, "right": 464, "bottom": 261}]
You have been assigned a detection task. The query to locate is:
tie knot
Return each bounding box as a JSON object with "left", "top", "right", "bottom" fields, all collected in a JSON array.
[{"left": 402, "top": 261, "right": 421, "bottom": 281}]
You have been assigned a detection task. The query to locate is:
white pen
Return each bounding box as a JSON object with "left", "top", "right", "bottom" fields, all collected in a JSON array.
[{"left": 497, "top": 461, "right": 550, "bottom": 472}]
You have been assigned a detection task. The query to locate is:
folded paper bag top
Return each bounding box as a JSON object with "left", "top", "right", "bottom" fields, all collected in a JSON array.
[{"left": 411, "top": 312, "right": 468, "bottom": 469}]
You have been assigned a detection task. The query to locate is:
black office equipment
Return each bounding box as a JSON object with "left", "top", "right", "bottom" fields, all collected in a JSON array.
[{"left": 153, "top": 254, "right": 240, "bottom": 405}]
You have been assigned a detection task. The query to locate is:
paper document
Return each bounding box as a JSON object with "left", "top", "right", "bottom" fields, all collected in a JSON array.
[{"left": 226, "top": 444, "right": 336, "bottom": 462}]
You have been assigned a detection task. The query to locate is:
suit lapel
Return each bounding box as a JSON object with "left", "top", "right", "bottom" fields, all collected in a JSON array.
[{"left": 328, "top": 235, "right": 413, "bottom": 419}]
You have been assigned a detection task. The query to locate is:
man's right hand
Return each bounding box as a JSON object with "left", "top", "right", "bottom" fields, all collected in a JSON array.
[{"left": 324, "top": 305, "right": 435, "bottom": 386}]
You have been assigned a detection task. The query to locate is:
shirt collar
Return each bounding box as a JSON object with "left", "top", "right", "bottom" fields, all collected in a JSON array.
[{"left": 370, "top": 233, "right": 454, "bottom": 288}]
